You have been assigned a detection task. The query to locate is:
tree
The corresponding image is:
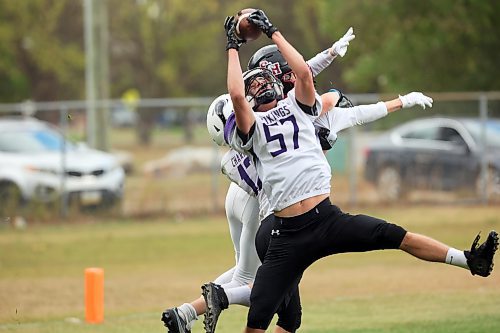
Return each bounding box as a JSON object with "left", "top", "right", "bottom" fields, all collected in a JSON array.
[
  {"left": 0, "top": 0, "right": 84, "bottom": 103},
  {"left": 317, "top": 0, "right": 500, "bottom": 92}
]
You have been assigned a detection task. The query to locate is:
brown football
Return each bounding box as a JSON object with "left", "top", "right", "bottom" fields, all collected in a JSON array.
[{"left": 235, "top": 8, "right": 262, "bottom": 41}]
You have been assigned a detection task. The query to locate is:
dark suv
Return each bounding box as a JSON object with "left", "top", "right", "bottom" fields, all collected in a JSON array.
[{"left": 364, "top": 117, "right": 500, "bottom": 202}]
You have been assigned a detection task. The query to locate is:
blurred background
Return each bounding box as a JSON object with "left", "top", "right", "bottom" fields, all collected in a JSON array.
[
  {"left": 1, "top": 2, "right": 500, "bottom": 332},
  {"left": 1, "top": 0, "right": 500, "bottom": 222}
]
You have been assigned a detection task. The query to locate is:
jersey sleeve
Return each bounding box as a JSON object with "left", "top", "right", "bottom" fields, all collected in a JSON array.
[
  {"left": 306, "top": 49, "right": 335, "bottom": 77},
  {"left": 224, "top": 113, "right": 255, "bottom": 153},
  {"left": 221, "top": 150, "right": 261, "bottom": 197},
  {"left": 287, "top": 88, "right": 323, "bottom": 121}
]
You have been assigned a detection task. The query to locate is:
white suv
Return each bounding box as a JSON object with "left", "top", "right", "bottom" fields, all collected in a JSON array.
[{"left": 0, "top": 117, "right": 125, "bottom": 215}]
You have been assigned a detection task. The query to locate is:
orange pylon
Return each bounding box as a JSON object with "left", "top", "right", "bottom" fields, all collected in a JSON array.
[{"left": 85, "top": 267, "right": 104, "bottom": 323}]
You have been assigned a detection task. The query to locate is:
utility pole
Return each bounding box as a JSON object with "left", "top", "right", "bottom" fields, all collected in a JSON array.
[
  {"left": 84, "top": 0, "right": 110, "bottom": 151},
  {"left": 96, "top": 0, "right": 110, "bottom": 151},
  {"left": 84, "top": 0, "right": 97, "bottom": 148}
]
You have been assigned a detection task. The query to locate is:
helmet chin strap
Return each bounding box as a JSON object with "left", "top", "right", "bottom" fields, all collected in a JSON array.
[{"left": 255, "top": 86, "right": 277, "bottom": 108}]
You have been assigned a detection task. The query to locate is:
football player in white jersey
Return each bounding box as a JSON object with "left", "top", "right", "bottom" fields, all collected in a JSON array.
[
  {"left": 202, "top": 62, "right": 438, "bottom": 333},
  {"left": 161, "top": 26, "right": 356, "bottom": 333},
  {"left": 223, "top": 9, "right": 497, "bottom": 333}
]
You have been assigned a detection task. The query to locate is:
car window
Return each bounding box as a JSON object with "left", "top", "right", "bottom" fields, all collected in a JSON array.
[
  {"left": 400, "top": 126, "right": 439, "bottom": 140},
  {"left": 463, "top": 120, "right": 500, "bottom": 149},
  {"left": 437, "top": 127, "right": 466, "bottom": 145},
  {"left": 0, "top": 129, "right": 66, "bottom": 153}
]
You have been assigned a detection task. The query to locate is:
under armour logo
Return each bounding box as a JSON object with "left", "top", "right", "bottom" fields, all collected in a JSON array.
[{"left": 271, "top": 229, "right": 280, "bottom": 236}]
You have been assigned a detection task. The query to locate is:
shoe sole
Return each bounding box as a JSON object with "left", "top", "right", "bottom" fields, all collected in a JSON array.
[
  {"left": 477, "top": 231, "right": 499, "bottom": 277},
  {"left": 487, "top": 231, "right": 499, "bottom": 275},
  {"left": 202, "top": 283, "right": 220, "bottom": 333},
  {"left": 162, "top": 309, "right": 189, "bottom": 333}
]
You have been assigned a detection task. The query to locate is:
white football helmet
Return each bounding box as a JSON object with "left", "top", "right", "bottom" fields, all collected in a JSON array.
[{"left": 206, "top": 94, "right": 233, "bottom": 146}]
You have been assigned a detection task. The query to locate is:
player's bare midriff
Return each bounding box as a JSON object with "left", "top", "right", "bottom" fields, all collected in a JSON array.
[{"left": 274, "top": 193, "right": 329, "bottom": 218}]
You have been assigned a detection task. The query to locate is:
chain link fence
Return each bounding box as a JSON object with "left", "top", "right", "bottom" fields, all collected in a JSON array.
[{"left": 1, "top": 92, "right": 499, "bottom": 221}]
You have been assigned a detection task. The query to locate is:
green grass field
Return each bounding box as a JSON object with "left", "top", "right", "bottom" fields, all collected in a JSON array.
[{"left": 1, "top": 205, "right": 500, "bottom": 333}]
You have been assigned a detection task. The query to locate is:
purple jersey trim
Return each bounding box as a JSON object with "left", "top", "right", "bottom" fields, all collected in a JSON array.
[{"left": 224, "top": 113, "right": 237, "bottom": 145}]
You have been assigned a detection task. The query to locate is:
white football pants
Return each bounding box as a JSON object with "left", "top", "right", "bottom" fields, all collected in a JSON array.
[{"left": 213, "top": 182, "right": 260, "bottom": 288}]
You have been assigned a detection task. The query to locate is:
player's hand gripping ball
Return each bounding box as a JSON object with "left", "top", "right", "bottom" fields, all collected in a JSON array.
[{"left": 235, "top": 8, "right": 262, "bottom": 41}]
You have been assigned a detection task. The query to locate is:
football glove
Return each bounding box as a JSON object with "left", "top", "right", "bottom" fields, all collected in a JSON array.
[
  {"left": 330, "top": 27, "right": 355, "bottom": 58},
  {"left": 224, "top": 16, "right": 245, "bottom": 51},
  {"left": 399, "top": 92, "right": 433, "bottom": 109},
  {"left": 247, "top": 9, "right": 278, "bottom": 38}
]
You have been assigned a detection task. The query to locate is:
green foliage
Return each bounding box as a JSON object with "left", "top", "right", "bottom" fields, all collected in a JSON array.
[
  {"left": 0, "top": 0, "right": 499, "bottom": 102},
  {"left": 318, "top": 0, "right": 500, "bottom": 93},
  {"left": 0, "top": 0, "right": 84, "bottom": 102}
]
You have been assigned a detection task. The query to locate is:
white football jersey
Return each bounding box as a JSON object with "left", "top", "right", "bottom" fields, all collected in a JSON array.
[
  {"left": 227, "top": 88, "right": 331, "bottom": 212},
  {"left": 221, "top": 149, "right": 273, "bottom": 221},
  {"left": 221, "top": 150, "right": 261, "bottom": 197}
]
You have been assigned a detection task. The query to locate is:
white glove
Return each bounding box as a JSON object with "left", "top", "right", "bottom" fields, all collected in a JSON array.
[
  {"left": 399, "top": 92, "right": 433, "bottom": 109},
  {"left": 330, "top": 27, "right": 355, "bottom": 58}
]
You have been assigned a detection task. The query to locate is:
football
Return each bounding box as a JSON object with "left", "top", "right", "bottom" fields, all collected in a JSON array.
[{"left": 235, "top": 8, "right": 262, "bottom": 41}]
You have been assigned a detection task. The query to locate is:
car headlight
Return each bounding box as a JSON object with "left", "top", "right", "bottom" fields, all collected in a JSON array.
[{"left": 25, "top": 165, "right": 59, "bottom": 175}]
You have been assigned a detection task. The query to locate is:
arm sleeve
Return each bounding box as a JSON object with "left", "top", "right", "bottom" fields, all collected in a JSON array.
[
  {"left": 330, "top": 101, "right": 388, "bottom": 133},
  {"left": 315, "top": 101, "right": 388, "bottom": 134},
  {"left": 306, "top": 49, "right": 336, "bottom": 77},
  {"left": 314, "top": 102, "right": 388, "bottom": 151},
  {"left": 224, "top": 113, "right": 255, "bottom": 153}
]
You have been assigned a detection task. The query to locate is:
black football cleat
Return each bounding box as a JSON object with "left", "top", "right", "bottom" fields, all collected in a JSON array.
[
  {"left": 201, "top": 282, "right": 229, "bottom": 333},
  {"left": 161, "top": 307, "right": 191, "bottom": 333},
  {"left": 465, "top": 230, "right": 499, "bottom": 277}
]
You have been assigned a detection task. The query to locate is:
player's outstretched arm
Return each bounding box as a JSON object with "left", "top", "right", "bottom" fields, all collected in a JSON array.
[
  {"left": 307, "top": 27, "right": 355, "bottom": 77},
  {"left": 330, "top": 27, "right": 355, "bottom": 58},
  {"left": 315, "top": 91, "right": 433, "bottom": 152},
  {"left": 224, "top": 16, "right": 255, "bottom": 135},
  {"left": 248, "top": 9, "right": 315, "bottom": 107},
  {"left": 386, "top": 92, "right": 433, "bottom": 113}
]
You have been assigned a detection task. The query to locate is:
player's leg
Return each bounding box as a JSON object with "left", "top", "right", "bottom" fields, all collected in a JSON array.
[
  {"left": 203, "top": 183, "right": 260, "bottom": 333},
  {"left": 162, "top": 298, "right": 201, "bottom": 333},
  {"left": 255, "top": 214, "right": 274, "bottom": 262},
  {"left": 400, "top": 230, "right": 499, "bottom": 277},
  {"left": 223, "top": 183, "right": 260, "bottom": 288},
  {"left": 325, "top": 210, "right": 498, "bottom": 276},
  {"left": 399, "top": 232, "right": 449, "bottom": 262},
  {"left": 246, "top": 261, "right": 303, "bottom": 333},
  {"left": 161, "top": 184, "right": 242, "bottom": 333},
  {"left": 255, "top": 214, "right": 302, "bottom": 333},
  {"left": 246, "top": 210, "right": 321, "bottom": 332},
  {"left": 161, "top": 266, "right": 237, "bottom": 332},
  {"left": 317, "top": 203, "right": 498, "bottom": 277},
  {"left": 225, "top": 182, "right": 245, "bottom": 264},
  {"left": 275, "top": 283, "right": 302, "bottom": 333}
]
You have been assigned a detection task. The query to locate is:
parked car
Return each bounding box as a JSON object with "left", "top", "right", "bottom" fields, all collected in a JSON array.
[
  {"left": 0, "top": 117, "right": 125, "bottom": 214},
  {"left": 364, "top": 116, "right": 500, "bottom": 202}
]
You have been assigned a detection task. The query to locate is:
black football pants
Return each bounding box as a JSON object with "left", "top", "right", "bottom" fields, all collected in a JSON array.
[{"left": 248, "top": 198, "right": 407, "bottom": 330}]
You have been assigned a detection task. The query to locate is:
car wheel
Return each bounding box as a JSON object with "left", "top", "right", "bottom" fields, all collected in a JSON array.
[
  {"left": 0, "top": 182, "right": 22, "bottom": 216},
  {"left": 377, "top": 166, "right": 405, "bottom": 202},
  {"left": 475, "top": 167, "right": 500, "bottom": 202}
]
